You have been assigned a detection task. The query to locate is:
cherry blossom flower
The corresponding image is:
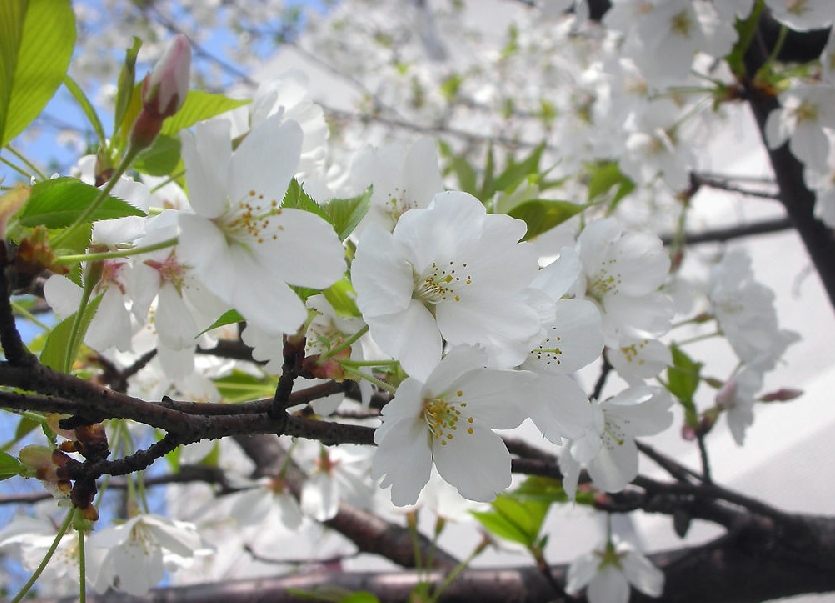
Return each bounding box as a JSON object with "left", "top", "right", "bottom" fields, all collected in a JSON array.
[
  {"left": 708, "top": 248, "right": 799, "bottom": 370},
  {"left": 566, "top": 537, "right": 664, "bottom": 603},
  {"left": 349, "top": 136, "right": 444, "bottom": 234},
  {"left": 766, "top": 83, "right": 835, "bottom": 173},
  {"left": 521, "top": 248, "right": 603, "bottom": 443},
  {"left": 87, "top": 514, "right": 211, "bottom": 596},
  {"left": 763, "top": 0, "right": 835, "bottom": 32},
  {"left": 372, "top": 345, "right": 533, "bottom": 505},
  {"left": 716, "top": 365, "right": 764, "bottom": 446},
  {"left": 573, "top": 218, "right": 674, "bottom": 348},
  {"left": 559, "top": 387, "right": 673, "bottom": 496},
  {"left": 352, "top": 190, "right": 543, "bottom": 379},
  {"left": 178, "top": 113, "right": 346, "bottom": 336},
  {"left": 300, "top": 444, "right": 375, "bottom": 521}
]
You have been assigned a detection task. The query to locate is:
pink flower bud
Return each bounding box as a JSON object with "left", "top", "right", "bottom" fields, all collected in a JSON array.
[
  {"left": 760, "top": 388, "right": 803, "bottom": 402},
  {"left": 141, "top": 34, "right": 191, "bottom": 119}
]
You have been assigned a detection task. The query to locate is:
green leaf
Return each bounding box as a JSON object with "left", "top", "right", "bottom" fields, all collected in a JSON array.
[
  {"left": 586, "top": 162, "right": 635, "bottom": 206},
  {"left": 493, "top": 143, "right": 545, "bottom": 194},
  {"left": 0, "top": 0, "right": 76, "bottom": 147},
  {"left": 323, "top": 278, "right": 361, "bottom": 318},
  {"left": 666, "top": 344, "right": 701, "bottom": 426},
  {"left": 18, "top": 178, "right": 145, "bottom": 229},
  {"left": 321, "top": 186, "right": 372, "bottom": 240},
  {"left": 471, "top": 492, "right": 550, "bottom": 548},
  {"left": 160, "top": 90, "right": 250, "bottom": 136},
  {"left": 339, "top": 594, "right": 380, "bottom": 603},
  {"left": 0, "top": 451, "right": 24, "bottom": 481},
  {"left": 438, "top": 140, "right": 478, "bottom": 195},
  {"left": 113, "top": 37, "right": 141, "bottom": 139},
  {"left": 283, "top": 178, "right": 329, "bottom": 221},
  {"left": 133, "top": 134, "right": 182, "bottom": 176},
  {"left": 213, "top": 371, "right": 277, "bottom": 404},
  {"left": 200, "top": 309, "right": 244, "bottom": 336},
  {"left": 63, "top": 75, "right": 105, "bottom": 145},
  {"left": 40, "top": 294, "right": 103, "bottom": 371},
  {"left": 508, "top": 199, "right": 585, "bottom": 241}
]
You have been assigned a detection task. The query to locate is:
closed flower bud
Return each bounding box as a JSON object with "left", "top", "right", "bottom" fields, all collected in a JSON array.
[{"left": 141, "top": 34, "right": 191, "bottom": 119}]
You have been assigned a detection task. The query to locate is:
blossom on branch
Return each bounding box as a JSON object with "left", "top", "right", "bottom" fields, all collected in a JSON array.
[
  {"left": 372, "top": 345, "right": 533, "bottom": 505},
  {"left": 352, "top": 190, "right": 543, "bottom": 380},
  {"left": 178, "top": 114, "right": 346, "bottom": 336}
]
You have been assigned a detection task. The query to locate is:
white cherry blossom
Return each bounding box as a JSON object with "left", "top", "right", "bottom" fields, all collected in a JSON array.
[
  {"left": 178, "top": 113, "right": 346, "bottom": 336},
  {"left": 559, "top": 386, "right": 673, "bottom": 496},
  {"left": 372, "top": 345, "right": 533, "bottom": 505},
  {"left": 352, "top": 190, "right": 544, "bottom": 380},
  {"left": 567, "top": 537, "right": 664, "bottom": 603}
]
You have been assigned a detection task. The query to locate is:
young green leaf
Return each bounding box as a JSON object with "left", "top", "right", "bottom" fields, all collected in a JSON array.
[
  {"left": 471, "top": 492, "right": 551, "bottom": 548},
  {"left": 0, "top": 0, "right": 76, "bottom": 147},
  {"left": 586, "top": 161, "right": 635, "bottom": 205},
  {"left": 323, "top": 279, "right": 361, "bottom": 318},
  {"left": 508, "top": 199, "right": 585, "bottom": 241},
  {"left": 40, "top": 294, "right": 103, "bottom": 372},
  {"left": 133, "top": 134, "right": 182, "bottom": 177},
  {"left": 113, "top": 37, "right": 142, "bottom": 141},
  {"left": 666, "top": 343, "right": 702, "bottom": 426},
  {"left": 199, "top": 309, "right": 245, "bottom": 336},
  {"left": 17, "top": 178, "right": 146, "bottom": 229},
  {"left": 160, "top": 90, "right": 251, "bottom": 136},
  {"left": 283, "top": 178, "right": 330, "bottom": 222},
  {"left": 213, "top": 371, "right": 278, "bottom": 404},
  {"left": 321, "top": 186, "right": 372, "bottom": 240},
  {"left": 0, "top": 451, "right": 25, "bottom": 481}
]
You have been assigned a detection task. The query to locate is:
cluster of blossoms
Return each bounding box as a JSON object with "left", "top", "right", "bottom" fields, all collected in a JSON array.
[{"left": 2, "top": 0, "right": 824, "bottom": 599}]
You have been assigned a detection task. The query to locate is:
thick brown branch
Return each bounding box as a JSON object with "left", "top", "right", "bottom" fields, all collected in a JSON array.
[{"left": 26, "top": 512, "right": 835, "bottom": 603}]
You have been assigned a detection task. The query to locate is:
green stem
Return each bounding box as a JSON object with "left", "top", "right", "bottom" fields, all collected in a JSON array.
[
  {"left": 0, "top": 153, "right": 32, "bottom": 180},
  {"left": 53, "top": 237, "right": 179, "bottom": 266},
  {"left": 338, "top": 358, "right": 399, "bottom": 368},
  {"left": 77, "top": 526, "right": 87, "bottom": 603},
  {"left": 64, "top": 275, "right": 97, "bottom": 374},
  {"left": 4, "top": 145, "right": 46, "bottom": 180},
  {"left": 676, "top": 330, "right": 721, "bottom": 346},
  {"left": 321, "top": 324, "right": 369, "bottom": 359},
  {"left": 342, "top": 365, "right": 397, "bottom": 394},
  {"left": 52, "top": 145, "right": 141, "bottom": 249},
  {"left": 10, "top": 510, "right": 75, "bottom": 603},
  {"left": 10, "top": 300, "right": 52, "bottom": 330}
]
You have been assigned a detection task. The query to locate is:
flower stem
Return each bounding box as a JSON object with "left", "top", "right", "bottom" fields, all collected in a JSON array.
[
  {"left": 51, "top": 145, "right": 141, "bottom": 250},
  {"left": 342, "top": 365, "right": 397, "bottom": 394},
  {"left": 321, "top": 324, "right": 369, "bottom": 359},
  {"left": 53, "top": 237, "right": 179, "bottom": 265},
  {"left": 10, "top": 509, "right": 75, "bottom": 603},
  {"left": 4, "top": 145, "right": 46, "bottom": 180},
  {"left": 77, "top": 525, "right": 87, "bottom": 603}
]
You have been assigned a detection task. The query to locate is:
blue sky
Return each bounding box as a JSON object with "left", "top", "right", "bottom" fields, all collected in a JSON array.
[{"left": 2, "top": 0, "right": 330, "bottom": 184}]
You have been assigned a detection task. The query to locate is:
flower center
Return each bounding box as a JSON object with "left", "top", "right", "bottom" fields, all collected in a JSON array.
[
  {"left": 145, "top": 251, "right": 187, "bottom": 292},
  {"left": 414, "top": 261, "right": 472, "bottom": 305},
  {"left": 533, "top": 327, "right": 563, "bottom": 367},
  {"left": 220, "top": 190, "right": 283, "bottom": 246},
  {"left": 587, "top": 266, "right": 622, "bottom": 302},
  {"left": 421, "top": 393, "right": 474, "bottom": 446}
]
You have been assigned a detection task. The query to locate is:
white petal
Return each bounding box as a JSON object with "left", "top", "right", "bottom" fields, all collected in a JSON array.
[
  {"left": 433, "top": 425, "right": 511, "bottom": 502},
  {"left": 368, "top": 299, "right": 442, "bottom": 381},
  {"left": 588, "top": 565, "right": 630, "bottom": 603},
  {"left": 229, "top": 115, "right": 302, "bottom": 209},
  {"left": 43, "top": 275, "right": 82, "bottom": 319},
  {"left": 622, "top": 549, "right": 665, "bottom": 597},
  {"left": 180, "top": 119, "right": 231, "bottom": 219},
  {"left": 566, "top": 551, "right": 600, "bottom": 594},
  {"left": 259, "top": 207, "right": 345, "bottom": 289},
  {"left": 528, "top": 373, "right": 594, "bottom": 443},
  {"left": 352, "top": 225, "right": 414, "bottom": 318},
  {"left": 372, "top": 417, "right": 433, "bottom": 507}
]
